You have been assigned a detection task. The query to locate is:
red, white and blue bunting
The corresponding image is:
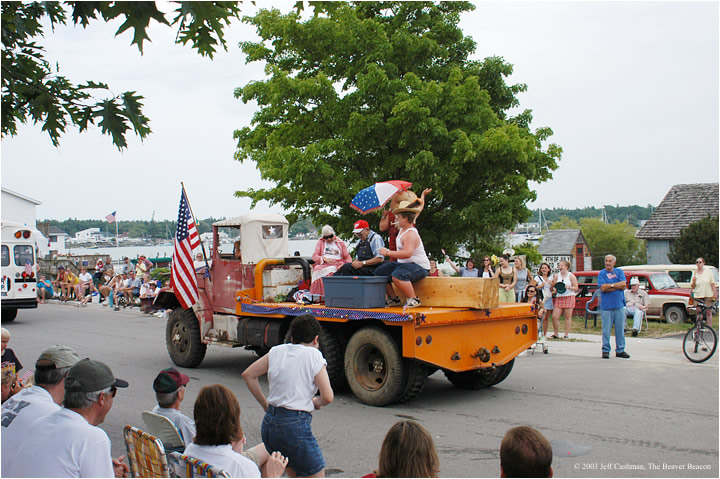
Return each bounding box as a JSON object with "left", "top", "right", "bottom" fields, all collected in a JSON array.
[{"left": 241, "top": 303, "right": 413, "bottom": 322}]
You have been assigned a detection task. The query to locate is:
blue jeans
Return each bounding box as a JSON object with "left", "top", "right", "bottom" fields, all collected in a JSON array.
[
  {"left": 261, "top": 405, "right": 324, "bottom": 476},
  {"left": 625, "top": 306, "right": 644, "bottom": 330},
  {"left": 601, "top": 308, "right": 626, "bottom": 353},
  {"left": 374, "top": 262, "right": 428, "bottom": 282}
]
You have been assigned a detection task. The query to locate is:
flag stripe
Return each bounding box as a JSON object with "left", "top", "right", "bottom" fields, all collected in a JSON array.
[{"left": 172, "top": 190, "right": 199, "bottom": 309}]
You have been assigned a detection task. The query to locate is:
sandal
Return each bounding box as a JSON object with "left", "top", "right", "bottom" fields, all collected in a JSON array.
[
  {"left": 564, "top": 335, "right": 569, "bottom": 339},
  {"left": 550, "top": 335, "right": 559, "bottom": 339}
]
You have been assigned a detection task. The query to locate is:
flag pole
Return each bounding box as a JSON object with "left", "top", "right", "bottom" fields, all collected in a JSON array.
[{"left": 180, "top": 182, "right": 211, "bottom": 273}]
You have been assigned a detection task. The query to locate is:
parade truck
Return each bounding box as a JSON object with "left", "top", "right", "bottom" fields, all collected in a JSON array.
[
  {"left": 1, "top": 221, "right": 39, "bottom": 322},
  {"left": 155, "top": 213, "right": 537, "bottom": 406}
]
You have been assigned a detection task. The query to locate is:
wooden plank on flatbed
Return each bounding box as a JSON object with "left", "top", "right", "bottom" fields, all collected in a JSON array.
[{"left": 393, "top": 276, "right": 499, "bottom": 309}]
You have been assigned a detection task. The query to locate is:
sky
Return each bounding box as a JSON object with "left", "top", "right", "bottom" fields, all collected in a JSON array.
[{"left": 1, "top": 1, "right": 718, "bottom": 222}]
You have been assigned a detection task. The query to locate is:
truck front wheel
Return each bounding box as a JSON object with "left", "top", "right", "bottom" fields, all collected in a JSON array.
[
  {"left": 166, "top": 308, "right": 207, "bottom": 368},
  {"left": 345, "top": 327, "right": 403, "bottom": 406}
]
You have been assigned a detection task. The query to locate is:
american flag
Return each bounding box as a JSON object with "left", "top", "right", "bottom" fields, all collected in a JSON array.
[
  {"left": 105, "top": 211, "right": 116, "bottom": 223},
  {"left": 171, "top": 190, "right": 200, "bottom": 309}
]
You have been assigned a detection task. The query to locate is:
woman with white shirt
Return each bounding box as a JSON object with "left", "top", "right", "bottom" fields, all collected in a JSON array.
[
  {"left": 184, "top": 384, "right": 287, "bottom": 478},
  {"left": 691, "top": 257, "right": 717, "bottom": 327},
  {"left": 550, "top": 260, "right": 578, "bottom": 339}
]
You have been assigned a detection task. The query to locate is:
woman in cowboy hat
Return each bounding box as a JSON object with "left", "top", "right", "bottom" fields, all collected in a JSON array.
[{"left": 376, "top": 200, "right": 430, "bottom": 308}]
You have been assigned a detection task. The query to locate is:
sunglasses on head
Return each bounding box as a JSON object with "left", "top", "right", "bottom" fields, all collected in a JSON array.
[{"left": 323, "top": 234, "right": 334, "bottom": 240}]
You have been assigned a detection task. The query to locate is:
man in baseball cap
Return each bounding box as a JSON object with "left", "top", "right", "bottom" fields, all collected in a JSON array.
[
  {"left": 7, "top": 358, "right": 129, "bottom": 478},
  {"left": 1, "top": 345, "right": 81, "bottom": 471},
  {"left": 150, "top": 367, "right": 195, "bottom": 447},
  {"left": 337, "top": 219, "right": 386, "bottom": 277}
]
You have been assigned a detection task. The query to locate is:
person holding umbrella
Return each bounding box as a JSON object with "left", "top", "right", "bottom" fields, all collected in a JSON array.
[
  {"left": 376, "top": 200, "right": 431, "bottom": 308},
  {"left": 379, "top": 188, "right": 431, "bottom": 260}
]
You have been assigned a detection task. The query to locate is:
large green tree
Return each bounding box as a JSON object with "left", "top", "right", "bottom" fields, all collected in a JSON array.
[
  {"left": 668, "top": 215, "right": 719, "bottom": 267},
  {"left": 233, "top": 1, "right": 561, "bottom": 255},
  {"left": 1, "top": 1, "right": 242, "bottom": 149}
]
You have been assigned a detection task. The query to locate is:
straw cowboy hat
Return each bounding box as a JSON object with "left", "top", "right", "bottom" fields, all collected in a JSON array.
[{"left": 392, "top": 200, "right": 422, "bottom": 215}]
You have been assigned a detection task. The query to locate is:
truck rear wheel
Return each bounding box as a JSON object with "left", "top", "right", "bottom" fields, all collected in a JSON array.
[
  {"left": 345, "top": 327, "right": 403, "bottom": 406},
  {"left": 166, "top": 308, "right": 206, "bottom": 368},
  {"left": 490, "top": 359, "right": 515, "bottom": 386},
  {"left": 396, "top": 360, "right": 430, "bottom": 404},
  {"left": 283, "top": 324, "right": 346, "bottom": 392},
  {"left": 444, "top": 367, "right": 499, "bottom": 390},
  {"left": 2, "top": 309, "right": 17, "bottom": 322}
]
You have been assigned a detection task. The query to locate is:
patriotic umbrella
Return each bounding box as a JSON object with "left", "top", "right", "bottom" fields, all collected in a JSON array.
[{"left": 350, "top": 180, "right": 413, "bottom": 214}]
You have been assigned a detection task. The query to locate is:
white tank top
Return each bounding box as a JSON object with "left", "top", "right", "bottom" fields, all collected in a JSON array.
[
  {"left": 397, "top": 227, "right": 430, "bottom": 270},
  {"left": 555, "top": 271, "right": 576, "bottom": 297}
]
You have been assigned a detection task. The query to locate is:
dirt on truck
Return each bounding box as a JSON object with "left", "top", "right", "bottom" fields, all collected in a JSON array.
[{"left": 155, "top": 213, "right": 537, "bottom": 406}]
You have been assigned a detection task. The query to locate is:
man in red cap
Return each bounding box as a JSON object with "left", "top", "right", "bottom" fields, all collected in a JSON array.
[
  {"left": 336, "top": 220, "right": 386, "bottom": 276},
  {"left": 151, "top": 367, "right": 195, "bottom": 447}
]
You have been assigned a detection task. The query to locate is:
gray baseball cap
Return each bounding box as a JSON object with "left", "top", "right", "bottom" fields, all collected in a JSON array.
[
  {"left": 66, "top": 359, "right": 129, "bottom": 392},
  {"left": 36, "top": 345, "right": 80, "bottom": 369}
]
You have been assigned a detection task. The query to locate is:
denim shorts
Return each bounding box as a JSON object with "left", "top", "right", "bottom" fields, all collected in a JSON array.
[
  {"left": 375, "top": 262, "right": 429, "bottom": 282},
  {"left": 261, "top": 405, "right": 324, "bottom": 476}
]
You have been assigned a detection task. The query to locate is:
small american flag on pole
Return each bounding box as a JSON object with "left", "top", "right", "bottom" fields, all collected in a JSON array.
[
  {"left": 171, "top": 189, "right": 201, "bottom": 309},
  {"left": 105, "top": 211, "right": 116, "bottom": 223}
]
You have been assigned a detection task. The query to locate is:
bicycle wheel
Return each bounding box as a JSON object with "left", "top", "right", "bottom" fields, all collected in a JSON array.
[{"left": 683, "top": 324, "right": 718, "bottom": 363}]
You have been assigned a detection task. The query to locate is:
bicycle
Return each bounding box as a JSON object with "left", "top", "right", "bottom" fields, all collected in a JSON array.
[{"left": 682, "top": 299, "right": 718, "bottom": 363}]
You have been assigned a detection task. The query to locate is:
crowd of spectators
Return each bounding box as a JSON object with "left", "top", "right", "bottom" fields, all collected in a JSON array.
[
  {"left": 38, "top": 257, "right": 163, "bottom": 314},
  {"left": 2, "top": 316, "right": 555, "bottom": 478}
]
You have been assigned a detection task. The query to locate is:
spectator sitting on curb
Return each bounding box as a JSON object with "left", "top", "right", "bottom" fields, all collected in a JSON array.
[
  {"left": 6, "top": 358, "right": 130, "bottom": 478},
  {"left": 62, "top": 268, "right": 80, "bottom": 301},
  {"left": 151, "top": 368, "right": 196, "bottom": 447},
  {"left": 139, "top": 274, "right": 159, "bottom": 313},
  {"left": 500, "top": 426, "right": 553, "bottom": 478},
  {"left": 1, "top": 345, "right": 81, "bottom": 471},
  {"left": 51, "top": 265, "right": 67, "bottom": 294},
  {"left": 37, "top": 275, "right": 54, "bottom": 304}
]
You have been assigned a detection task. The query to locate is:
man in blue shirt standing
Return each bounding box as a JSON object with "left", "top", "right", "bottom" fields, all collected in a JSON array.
[{"left": 597, "top": 254, "right": 630, "bottom": 359}]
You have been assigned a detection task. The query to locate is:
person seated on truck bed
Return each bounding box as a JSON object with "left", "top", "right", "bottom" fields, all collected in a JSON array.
[
  {"left": 337, "top": 220, "right": 385, "bottom": 277},
  {"left": 379, "top": 188, "right": 431, "bottom": 261},
  {"left": 310, "top": 225, "right": 352, "bottom": 299},
  {"left": 376, "top": 200, "right": 431, "bottom": 309}
]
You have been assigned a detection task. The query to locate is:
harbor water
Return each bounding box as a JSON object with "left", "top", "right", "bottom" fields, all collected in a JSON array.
[{"left": 64, "top": 239, "right": 318, "bottom": 261}]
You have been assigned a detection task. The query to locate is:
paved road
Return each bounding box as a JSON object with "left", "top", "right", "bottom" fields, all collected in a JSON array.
[{"left": 3, "top": 302, "right": 718, "bottom": 477}]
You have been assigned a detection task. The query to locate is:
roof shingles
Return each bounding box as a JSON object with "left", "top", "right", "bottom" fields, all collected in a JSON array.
[{"left": 637, "top": 183, "right": 719, "bottom": 240}]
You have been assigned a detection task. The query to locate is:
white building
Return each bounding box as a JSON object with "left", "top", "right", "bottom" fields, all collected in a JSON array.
[
  {"left": 1, "top": 187, "right": 41, "bottom": 228},
  {"left": 47, "top": 226, "right": 69, "bottom": 254},
  {"left": 74, "top": 227, "right": 103, "bottom": 243}
]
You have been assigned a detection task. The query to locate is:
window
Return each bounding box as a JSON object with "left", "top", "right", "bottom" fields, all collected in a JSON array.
[
  {"left": 13, "top": 245, "right": 34, "bottom": 266},
  {"left": 1, "top": 246, "right": 8, "bottom": 267},
  {"left": 648, "top": 273, "right": 676, "bottom": 290},
  {"left": 668, "top": 271, "right": 692, "bottom": 284}
]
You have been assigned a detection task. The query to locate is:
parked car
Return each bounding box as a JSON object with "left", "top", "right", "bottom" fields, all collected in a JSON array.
[
  {"left": 620, "top": 264, "right": 719, "bottom": 289},
  {"left": 573, "top": 270, "right": 693, "bottom": 323}
]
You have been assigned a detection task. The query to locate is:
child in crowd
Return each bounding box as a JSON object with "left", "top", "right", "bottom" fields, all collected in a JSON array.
[
  {"left": 242, "top": 315, "right": 334, "bottom": 478},
  {"left": 1, "top": 328, "right": 22, "bottom": 375}
]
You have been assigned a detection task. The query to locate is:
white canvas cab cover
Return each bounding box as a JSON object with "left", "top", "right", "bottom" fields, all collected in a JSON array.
[{"left": 213, "top": 213, "right": 288, "bottom": 264}]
